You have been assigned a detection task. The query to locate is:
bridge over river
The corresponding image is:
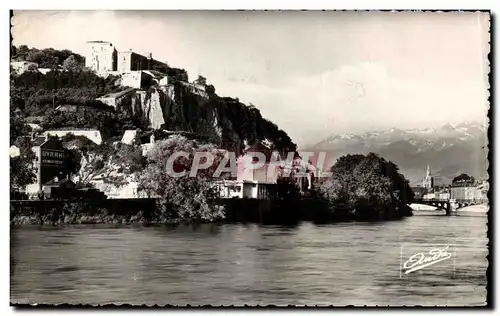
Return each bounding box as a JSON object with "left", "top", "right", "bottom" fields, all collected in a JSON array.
[{"left": 412, "top": 198, "right": 488, "bottom": 215}]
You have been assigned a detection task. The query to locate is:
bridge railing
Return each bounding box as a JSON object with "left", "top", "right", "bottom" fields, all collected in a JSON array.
[
  {"left": 413, "top": 198, "right": 448, "bottom": 203},
  {"left": 453, "top": 198, "right": 488, "bottom": 205},
  {"left": 414, "top": 198, "right": 488, "bottom": 204}
]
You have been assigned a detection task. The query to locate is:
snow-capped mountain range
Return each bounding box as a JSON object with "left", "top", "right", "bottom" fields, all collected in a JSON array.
[{"left": 306, "top": 121, "right": 489, "bottom": 185}]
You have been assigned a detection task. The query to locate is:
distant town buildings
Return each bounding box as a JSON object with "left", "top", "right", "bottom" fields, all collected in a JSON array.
[
  {"left": 451, "top": 179, "right": 488, "bottom": 202},
  {"left": 415, "top": 164, "right": 489, "bottom": 203},
  {"left": 422, "top": 191, "right": 450, "bottom": 201}
]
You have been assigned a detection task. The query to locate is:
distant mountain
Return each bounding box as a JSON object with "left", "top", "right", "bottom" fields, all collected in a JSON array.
[{"left": 306, "top": 122, "right": 489, "bottom": 185}]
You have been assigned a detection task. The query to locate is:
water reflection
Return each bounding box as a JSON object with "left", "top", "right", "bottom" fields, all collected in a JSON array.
[{"left": 11, "top": 216, "right": 488, "bottom": 306}]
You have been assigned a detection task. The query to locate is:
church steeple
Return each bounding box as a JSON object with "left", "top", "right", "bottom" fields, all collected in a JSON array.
[{"left": 423, "top": 165, "right": 434, "bottom": 190}]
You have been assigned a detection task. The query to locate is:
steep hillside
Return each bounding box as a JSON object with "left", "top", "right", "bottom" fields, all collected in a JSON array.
[
  {"left": 102, "top": 81, "right": 296, "bottom": 156},
  {"left": 307, "top": 122, "right": 488, "bottom": 185},
  {"left": 10, "top": 45, "right": 297, "bottom": 156}
]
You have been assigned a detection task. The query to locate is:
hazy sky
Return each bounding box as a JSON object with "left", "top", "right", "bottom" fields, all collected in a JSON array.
[{"left": 12, "top": 10, "right": 490, "bottom": 146}]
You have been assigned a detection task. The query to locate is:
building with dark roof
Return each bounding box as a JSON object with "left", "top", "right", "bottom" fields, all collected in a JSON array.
[{"left": 24, "top": 136, "right": 73, "bottom": 196}]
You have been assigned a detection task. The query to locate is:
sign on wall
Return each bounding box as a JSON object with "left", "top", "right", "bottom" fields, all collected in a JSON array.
[{"left": 40, "top": 149, "right": 65, "bottom": 166}]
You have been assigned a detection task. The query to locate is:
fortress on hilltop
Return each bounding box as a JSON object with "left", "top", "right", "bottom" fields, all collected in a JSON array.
[{"left": 85, "top": 41, "right": 169, "bottom": 74}]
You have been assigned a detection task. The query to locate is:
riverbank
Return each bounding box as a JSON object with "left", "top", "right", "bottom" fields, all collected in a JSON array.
[{"left": 10, "top": 198, "right": 414, "bottom": 226}]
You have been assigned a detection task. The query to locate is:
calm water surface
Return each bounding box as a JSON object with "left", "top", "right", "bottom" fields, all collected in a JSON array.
[{"left": 10, "top": 214, "right": 488, "bottom": 306}]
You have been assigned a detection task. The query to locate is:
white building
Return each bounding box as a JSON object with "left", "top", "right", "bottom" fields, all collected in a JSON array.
[
  {"left": 451, "top": 181, "right": 489, "bottom": 202},
  {"left": 85, "top": 41, "right": 117, "bottom": 74},
  {"left": 44, "top": 129, "right": 103, "bottom": 145},
  {"left": 215, "top": 143, "right": 319, "bottom": 199},
  {"left": 235, "top": 144, "right": 281, "bottom": 185},
  {"left": 214, "top": 179, "right": 276, "bottom": 199},
  {"left": 11, "top": 61, "right": 38, "bottom": 74},
  {"left": 9, "top": 145, "right": 20, "bottom": 158},
  {"left": 121, "top": 130, "right": 139, "bottom": 145}
]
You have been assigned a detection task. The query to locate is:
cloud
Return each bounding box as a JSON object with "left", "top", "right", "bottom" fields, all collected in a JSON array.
[{"left": 217, "top": 61, "right": 488, "bottom": 146}]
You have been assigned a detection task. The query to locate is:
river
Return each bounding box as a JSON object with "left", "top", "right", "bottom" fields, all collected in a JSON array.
[{"left": 10, "top": 213, "right": 488, "bottom": 306}]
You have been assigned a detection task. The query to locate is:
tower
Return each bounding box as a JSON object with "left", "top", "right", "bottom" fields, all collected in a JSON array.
[
  {"left": 422, "top": 165, "right": 434, "bottom": 190},
  {"left": 85, "top": 41, "right": 117, "bottom": 73}
]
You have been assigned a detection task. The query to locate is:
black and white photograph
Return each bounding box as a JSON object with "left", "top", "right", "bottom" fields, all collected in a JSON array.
[{"left": 9, "top": 9, "right": 490, "bottom": 307}]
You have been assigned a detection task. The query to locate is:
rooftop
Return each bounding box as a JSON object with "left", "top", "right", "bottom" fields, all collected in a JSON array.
[
  {"left": 87, "top": 40, "right": 113, "bottom": 44},
  {"left": 32, "top": 136, "right": 47, "bottom": 146},
  {"left": 43, "top": 178, "right": 74, "bottom": 187},
  {"left": 25, "top": 116, "right": 44, "bottom": 123},
  {"left": 99, "top": 87, "right": 136, "bottom": 99},
  {"left": 45, "top": 128, "right": 101, "bottom": 132}
]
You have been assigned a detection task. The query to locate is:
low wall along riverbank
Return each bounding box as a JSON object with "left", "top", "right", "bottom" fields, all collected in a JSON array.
[
  {"left": 10, "top": 198, "right": 157, "bottom": 226},
  {"left": 10, "top": 198, "right": 413, "bottom": 226}
]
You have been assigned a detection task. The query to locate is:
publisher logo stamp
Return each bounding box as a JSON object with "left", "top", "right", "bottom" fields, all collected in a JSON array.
[{"left": 400, "top": 244, "right": 456, "bottom": 278}]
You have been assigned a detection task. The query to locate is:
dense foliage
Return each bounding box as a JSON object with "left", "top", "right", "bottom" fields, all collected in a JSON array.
[
  {"left": 452, "top": 173, "right": 475, "bottom": 185},
  {"left": 62, "top": 55, "right": 84, "bottom": 72},
  {"left": 137, "top": 135, "right": 227, "bottom": 223},
  {"left": 11, "top": 67, "right": 148, "bottom": 138},
  {"left": 11, "top": 45, "right": 85, "bottom": 69},
  {"left": 10, "top": 71, "right": 36, "bottom": 194},
  {"left": 151, "top": 63, "right": 188, "bottom": 82},
  {"left": 10, "top": 137, "right": 36, "bottom": 195},
  {"left": 316, "top": 153, "right": 414, "bottom": 217},
  {"left": 11, "top": 69, "right": 121, "bottom": 116}
]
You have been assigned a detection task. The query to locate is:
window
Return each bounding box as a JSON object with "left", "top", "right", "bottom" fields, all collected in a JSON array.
[{"left": 228, "top": 185, "right": 241, "bottom": 193}]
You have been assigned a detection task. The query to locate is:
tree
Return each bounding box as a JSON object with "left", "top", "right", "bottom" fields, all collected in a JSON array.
[
  {"left": 10, "top": 71, "right": 29, "bottom": 144},
  {"left": 152, "top": 64, "right": 169, "bottom": 74},
  {"left": 316, "top": 153, "right": 414, "bottom": 215},
  {"left": 137, "top": 135, "right": 228, "bottom": 222},
  {"left": 24, "top": 47, "right": 82, "bottom": 69},
  {"left": 452, "top": 173, "right": 475, "bottom": 185},
  {"left": 10, "top": 137, "right": 36, "bottom": 194},
  {"left": 12, "top": 45, "right": 30, "bottom": 61},
  {"left": 10, "top": 45, "right": 17, "bottom": 59},
  {"left": 206, "top": 84, "right": 216, "bottom": 95},
  {"left": 195, "top": 75, "right": 207, "bottom": 86},
  {"left": 10, "top": 106, "right": 29, "bottom": 145},
  {"left": 10, "top": 70, "right": 36, "bottom": 195},
  {"left": 62, "top": 55, "right": 83, "bottom": 72}
]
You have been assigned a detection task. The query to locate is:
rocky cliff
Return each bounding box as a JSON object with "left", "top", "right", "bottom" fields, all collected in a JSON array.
[{"left": 111, "top": 77, "right": 295, "bottom": 157}]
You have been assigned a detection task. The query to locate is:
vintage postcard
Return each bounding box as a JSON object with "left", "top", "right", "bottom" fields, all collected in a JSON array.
[{"left": 9, "top": 10, "right": 490, "bottom": 307}]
